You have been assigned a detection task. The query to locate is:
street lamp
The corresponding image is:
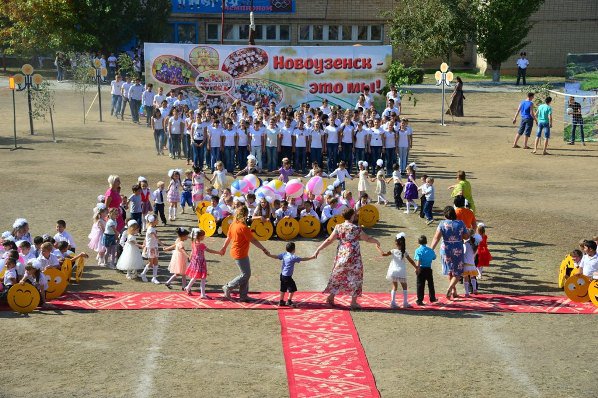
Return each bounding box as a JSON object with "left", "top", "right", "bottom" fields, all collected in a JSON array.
[
  {"left": 435, "top": 62, "right": 454, "bottom": 126},
  {"left": 92, "top": 59, "right": 108, "bottom": 122},
  {"left": 13, "top": 64, "right": 43, "bottom": 135}
]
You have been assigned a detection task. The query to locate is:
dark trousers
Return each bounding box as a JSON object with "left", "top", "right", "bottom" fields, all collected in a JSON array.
[
  {"left": 417, "top": 267, "right": 436, "bottom": 302},
  {"left": 295, "top": 147, "right": 306, "bottom": 172},
  {"left": 516, "top": 67, "right": 527, "bottom": 85},
  {"left": 393, "top": 183, "right": 403, "bottom": 209},
  {"left": 419, "top": 196, "right": 426, "bottom": 218},
  {"left": 326, "top": 143, "right": 338, "bottom": 172},
  {"left": 154, "top": 203, "right": 167, "bottom": 224},
  {"left": 570, "top": 124, "right": 585, "bottom": 143},
  {"left": 131, "top": 212, "right": 142, "bottom": 227},
  {"left": 341, "top": 143, "right": 353, "bottom": 171},
  {"left": 423, "top": 200, "right": 434, "bottom": 221},
  {"left": 281, "top": 146, "right": 293, "bottom": 165}
]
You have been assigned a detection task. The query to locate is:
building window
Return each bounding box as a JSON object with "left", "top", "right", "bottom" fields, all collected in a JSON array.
[
  {"left": 280, "top": 25, "right": 290, "bottom": 41},
  {"left": 370, "top": 25, "right": 382, "bottom": 41},
  {"left": 299, "top": 25, "right": 310, "bottom": 41},
  {"left": 171, "top": 22, "right": 197, "bottom": 43},
  {"left": 207, "top": 23, "right": 219, "bottom": 40},
  {"left": 328, "top": 25, "right": 339, "bottom": 41},
  {"left": 342, "top": 25, "right": 352, "bottom": 41},
  {"left": 357, "top": 26, "right": 368, "bottom": 41},
  {"left": 298, "top": 25, "right": 383, "bottom": 43},
  {"left": 312, "top": 25, "right": 323, "bottom": 41},
  {"left": 206, "top": 24, "right": 290, "bottom": 42}
]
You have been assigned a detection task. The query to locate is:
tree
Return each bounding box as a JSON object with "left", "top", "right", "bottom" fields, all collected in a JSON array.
[
  {"left": 135, "top": 0, "right": 172, "bottom": 44},
  {"left": 475, "top": 0, "right": 544, "bottom": 82},
  {"left": 385, "top": 0, "right": 476, "bottom": 65}
]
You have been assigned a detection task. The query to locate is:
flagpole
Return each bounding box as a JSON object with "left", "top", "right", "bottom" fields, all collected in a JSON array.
[{"left": 220, "top": 0, "right": 225, "bottom": 45}]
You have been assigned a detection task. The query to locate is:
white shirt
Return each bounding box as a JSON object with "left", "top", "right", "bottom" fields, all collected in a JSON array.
[
  {"left": 363, "top": 94, "right": 373, "bottom": 109},
  {"left": 142, "top": 90, "right": 154, "bottom": 106},
  {"left": 192, "top": 122, "right": 205, "bottom": 141},
  {"left": 121, "top": 82, "right": 132, "bottom": 98},
  {"left": 54, "top": 231, "right": 76, "bottom": 249},
  {"left": 38, "top": 253, "right": 60, "bottom": 270},
  {"left": 173, "top": 98, "right": 189, "bottom": 109},
  {"left": 145, "top": 227, "right": 159, "bottom": 248},
  {"left": 208, "top": 126, "right": 223, "bottom": 147},
  {"left": 280, "top": 126, "right": 294, "bottom": 146},
  {"left": 320, "top": 105, "right": 332, "bottom": 116},
  {"left": 300, "top": 209, "right": 318, "bottom": 218},
  {"left": 321, "top": 205, "right": 334, "bottom": 223},
  {"left": 516, "top": 58, "right": 529, "bottom": 69},
  {"left": 154, "top": 94, "right": 166, "bottom": 106},
  {"left": 383, "top": 126, "right": 396, "bottom": 148},
  {"left": 339, "top": 123, "right": 355, "bottom": 144},
  {"left": 581, "top": 253, "right": 598, "bottom": 277},
  {"left": 237, "top": 128, "right": 249, "bottom": 146},
  {"left": 111, "top": 80, "right": 123, "bottom": 96},
  {"left": 3, "top": 268, "right": 17, "bottom": 286},
  {"left": 293, "top": 128, "right": 308, "bottom": 147},
  {"left": 397, "top": 127, "right": 412, "bottom": 148},
  {"left": 369, "top": 127, "right": 384, "bottom": 147},
  {"left": 463, "top": 241, "right": 476, "bottom": 265},
  {"left": 309, "top": 128, "right": 323, "bottom": 149},
  {"left": 169, "top": 117, "right": 183, "bottom": 135},
  {"left": 265, "top": 127, "right": 280, "bottom": 147},
  {"left": 329, "top": 168, "right": 352, "bottom": 182},
  {"left": 152, "top": 115, "right": 164, "bottom": 130},
  {"left": 354, "top": 128, "right": 368, "bottom": 149},
  {"left": 387, "top": 91, "right": 401, "bottom": 104},
  {"left": 152, "top": 189, "right": 166, "bottom": 204},
  {"left": 382, "top": 107, "right": 400, "bottom": 118},
  {"left": 249, "top": 126, "right": 264, "bottom": 147},
  {"left": 107, "top": 55, "right": 117, "bottom": 67},
  {"left": 105, "top": 219, "right": 117, "bottom": 235},
  {"left": 128, "top": 84, "right": 144, "bottom": 101},
  {"left": 223, "top": 129, "right": 236, "bottom": 146},
  {"left": 324, "top": 125, "right": 339, "bottom": 144}
]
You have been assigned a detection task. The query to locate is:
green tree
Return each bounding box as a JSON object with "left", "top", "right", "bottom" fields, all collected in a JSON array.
[
  {"left": 135, "top": 0, "right": 172, "bottom": 44},
  {"left": 385, "top": 0, "right": 476, "bottom": 65},
  {"left": 475, "top": 0, "right": 544, "bottom": 82}
]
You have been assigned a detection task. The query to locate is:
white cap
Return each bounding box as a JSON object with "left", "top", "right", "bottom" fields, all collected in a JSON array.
[
  {"left": 127, "top": 220, "right": 138, "bottom": 227},
  {"left": 138, "top": 176, "right": 147, "bottom": 183}
]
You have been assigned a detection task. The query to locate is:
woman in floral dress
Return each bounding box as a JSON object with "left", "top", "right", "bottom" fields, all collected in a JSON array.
[
  {"left": 314, "top": 208, "right": 383, "bottom": 310},
  {"left": 431, "top": 206, "right": 470, "bottom": 300}
]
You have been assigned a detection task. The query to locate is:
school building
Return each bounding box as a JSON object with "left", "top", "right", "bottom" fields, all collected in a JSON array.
[{"left": 169, "top": 0, "right": 598, "bottom": 76}]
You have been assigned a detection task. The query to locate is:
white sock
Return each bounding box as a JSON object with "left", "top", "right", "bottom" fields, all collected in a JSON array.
[
  {"left": 186, "top": 278, "right": 196, "bottom": 290},
  {"left": 173, "top": 207, "right": 177, "bottom": 218},
  {"left": 126, "top": 270, "right": 132, "bottom": 277},
  {"left": 200, "top": 279, "right": 206, "bottom": 296},
  {"left": 166, "top": 274, "right": 177, "bottom": 284},
  {"left": 464, "top": 281, "right": 470, "bottom": 295},
  {"left": 390, "top": 289, "right": 396, "bottom": 303},
  {"left": 406, "top": 203, "right": 410, "bottom": 212},
  {"left": 402, "top": 289, "right": 408, "bottom": 305},
  {"left": 152, "top": 266, "right": 158, "bottom": 278},
  {"left": 140, "top": 265, "right": 149, "bottom": 275},
  {"left": 471, "top": 278, "right": 478, "bottom": 291}
]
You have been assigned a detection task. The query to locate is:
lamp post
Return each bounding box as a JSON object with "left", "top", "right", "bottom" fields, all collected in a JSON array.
[
  {"left": 8, "top": 76, "right": 20, "bottom": 150},
  {"left": 92, "top": 59, "right": 108, "bottom": 122},
  {"left": 435, "top": 62, "right": 453, "bottom": 126},
  {"left": 13, "top": 64, "right": 43, "bottom": 135}
]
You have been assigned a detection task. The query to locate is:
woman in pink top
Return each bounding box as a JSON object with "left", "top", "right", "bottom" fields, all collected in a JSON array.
[{"left": 104, "top": 175, "right": 124, "bottom": 232}]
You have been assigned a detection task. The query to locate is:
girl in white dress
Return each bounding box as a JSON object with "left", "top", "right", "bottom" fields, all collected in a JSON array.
[
  {"left": 382, "top": 232, "right": 418, "bottom": 309},
  {"left": 357, "top": 161, "right": 369, "bottom": 198},
  {"left": 116, "top": 222, "right": 144, "bottom": 279}
]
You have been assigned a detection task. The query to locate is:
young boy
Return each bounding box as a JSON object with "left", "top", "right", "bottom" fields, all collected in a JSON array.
[
  {"left": 266, "top": 242, "right": 315, "bottom": 307},
  {"left": 181, "top": 169, "right": 194, "bottom": 214},
  {"left": 580, "top": 240, "right": 598, "bottom": 278},
  {"left": 54, "top": 220, "right": 76, "bottom": 252},
  {"left": 18, "top": 240, "right": 36, "bottom": 263},
  {"left": 129, "top": 185, "right": 143, "bottom": 227},
  {"left": 413, "top": 235, "right": 437, "bottom": 305},
  {"left": 417, "top": 174, "right": 428, "bottom": 218},
  {"left": 420, "top": 177, "right": 435, "bottom": 225},
  {"left": 37, "top": 242, "right": 61, "bottom": 270},
  {"left": 153, "top": 181, "right": 168, "bottom": 226},
  {"left": 533, "top": 96, "right": 552, "bottom": 155}
]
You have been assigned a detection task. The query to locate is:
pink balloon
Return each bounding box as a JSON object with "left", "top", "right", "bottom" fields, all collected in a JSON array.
[
  {"left": 285, "top": 179, "right": 304, "bottom": 199},
  {"left": 306, "top": 176, "right": 325, "bottom": 195}
]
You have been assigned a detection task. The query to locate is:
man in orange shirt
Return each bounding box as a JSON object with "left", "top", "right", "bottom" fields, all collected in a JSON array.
[
  {"left": 454, "top": 195, "right": 476, "bottom": 229},
  {"left": 219, "top": 206, "right": 269, "bottom": 302}
]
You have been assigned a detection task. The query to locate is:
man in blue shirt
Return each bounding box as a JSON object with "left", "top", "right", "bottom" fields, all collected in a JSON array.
[
  {"left": 413, "top": 235, "right": 437, "bottom": 305},
  {"left": 265, "top": 242, "right": 315, "bottom": 307},
  {"left": 512, "top": 92, "right": 536, "bottom": 150}
]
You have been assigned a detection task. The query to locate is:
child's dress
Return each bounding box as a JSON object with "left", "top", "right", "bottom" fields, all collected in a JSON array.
[
  {"left": 140, "top": 188, "right": 153, "bottom": 214},
  {"left": 192, "top": 172, "right": 205, "bottom": 203},
  {"left": 386, "top": 249, "right": 407, "bottom": 283},
  {"left": 168, "top": 240, "right": 188, "bottom": 275},
  {"left": 213, "top": 169, "right": 228, "bottom": 190},
  {"left": 403, "top": 175, "right": 418, "bottom": 200},
  {"left": 167, "top": 180, "right": 181, "bottom": 203},
  {"left": 186, "top": 242, "right": 207, "bottom": 279},
  {"left": 462, "top": 241, "right": 478, "bottom": 277},
  {"left": 476, "top": 235, "right": 492, "bottom": 267},
  {"left": 116, "top": 234, "right": 144, "bottom": 271},
  {"left": 358, "top": 169, "right": 369, "bottom": 192},
  {"left": 375, "top": 170, "right": 386, "bottom": 195},
  {"left": 88, "top": 219, "right": 106, "bottom": 253}
]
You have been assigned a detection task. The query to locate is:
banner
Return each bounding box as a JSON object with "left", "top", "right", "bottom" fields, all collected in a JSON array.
[
  {"left": 144, "top": 43, "right": 392, "bottom": 110},
  {"left": 564, "top": 53, "right": 598, "bottom": 142},
  {"left": 172, "top": 0, "right": 295, "bottom": 14}
]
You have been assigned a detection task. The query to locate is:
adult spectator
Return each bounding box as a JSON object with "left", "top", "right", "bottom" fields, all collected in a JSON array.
[
  {"left": 314, "top": 208, "right": 382, "bottom": 310},
  {"left": 142, "top": 84, "right": 155, "bottom": 127},
  {"left": 220, "top": 206, "right": 269, "bottom": 302},
  {"left": 567, "top": 96, "right": 585, "bottom": 146},
  {"left": 448, "top": 170, "right": 476, "bottom": 214},
  {"left": 447, "top": 77, "right": 464, "bottom": 117},
  {"left": 110, "top": 74, "right": 123, "bottom": 118},
  {"left": 128, "top": 78, "right": 144, "bottom": 124},
  {"left": 153, "top": 87, "right": 166, "bottom": 108},
  {"left": 431, "top": 206, "right": 469, "bottom": 299},
  {"left": 120, "top": 77, "right": 132, "bottom": 121},
  {"left": 533, "top": 96, "right": 552, "bottom": 155},
  {"left": 107, "top": 53, "right": 118, "bottom": 79},
  {"left": 397, "top": 118, "right": 412, "bottom": 175},
  {"left": 453, "top": 195, "right": 476, "bottom": 229},
  {"left": 104, "top": 175, "right": 124, "bottom": 232},
  {"left": 386, "top": 86, "right": 402, "bottom": 114},
  {"left": 516, "top": 52, "right": 529, "bottom": 86},
  {"left": 512, "top": 92, "right": 536, "bottom": 150}
]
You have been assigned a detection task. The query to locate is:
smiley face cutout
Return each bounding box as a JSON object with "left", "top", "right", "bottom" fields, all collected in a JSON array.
[
  {"left": 7, "top": 283, "right": 40, "bottom": 313},
  {"left": 251, "top": 220, "right": 273, "bottom": 241},
  {"left": 195, "top": 201, "right": 211, "bottom": 218},
  {"left": 299, "top": 216, "right": 321, "bottom": 239},
  {"left": 564, "top": 273, "right": 591, "bottom": 303},
  {"left": 326, "top": 215, "right": 345, "bottom": 235},
  {"left": 200, "top": 213, "right": 217, "bottom": 237},
  {"left": 587, "top": 280, "right": 598, "bottom": 308},
  {"left": 43, "top": 268, "right": 68, "bottom": 300},
  {"left": 221, "top": 215, "right": 234, "bottom": 236},
  {"left": 358, "top": 204, "right": 379, "bottom": 228},
  {"left": 276, "top": 218, "right": 299, "bottom": 241}
]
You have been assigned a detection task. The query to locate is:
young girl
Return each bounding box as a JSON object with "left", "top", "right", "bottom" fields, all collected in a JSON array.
[
  {"left": 389, "top": 163, "right": 404, "bottom": 210},
  {"left": 277, "top": 157, "right": 296, "bottom": 183},
  {"left": 462, "top": 232, "right": 480, "bottom": 296},
  {"left": 20, "top": 261, "right": 48, "bottom": 305},
  {"left": 116, "top": 222, "right": 144, "bottom": 280},
  {"left": 139, "top": 177, "right": 153, "bottom": 231},
  {"left": 88, "top": 204, "right": 107, "bottom": 266},
  {"left": 163, "top": 227, "right": 190, "bottom": 289},
  {"left": 102, "top": 208, "right": 120, "bottom": 268},
  {"left": 382, "top": 232, "right": 418, "bottom": 309},
  {"left": 475, "top": 223, "right": 492, "bottom": 279},
  {"left": 192, "top": 166, "right": 205, "bottom": 207},
  {"left": 371, "top": 161, "right": 388, "bottom": 205},
  {"left": 167, "top": 169, "right": 183, "bottom": 221},
  {"left": 235, "top": 155, "right": 259, "bottom": 177},
  {"left": 304, "top": 161, "right": 328, "bottom": 178},
  {"left": 329, "top": 160, "right": 352, "bottom": 190},
  {"left": 403, "top": 165, "right": 418, "bottom": 214},
  {"left": 12, "top": 218, "right": 32, "bottom": 244},
  {"left": 210, "top": 161, "right": 228, "bottom": 191},
  {"left": 184, "top": 229, "right": 220, "bottom": 297},
  {"left": 140, "top": 215, "right": 162, "bottom": 284},
  {"left": 357, "top": 161, "right": 369, "bottom": 198}
]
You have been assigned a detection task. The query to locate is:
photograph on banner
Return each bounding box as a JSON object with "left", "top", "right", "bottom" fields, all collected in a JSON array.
[
  {"left": 564, "top": 53, "right": 598, "bottom": 142},
  {"left": 145, "top": 43, "right": 392, "bottom": 111},
  {"left": 172, "top": 0, "right": 295, "bottom": 14}
]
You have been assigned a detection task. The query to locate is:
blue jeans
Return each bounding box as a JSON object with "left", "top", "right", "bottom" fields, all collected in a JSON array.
[
  {"left": 266, "top": 146, "right": 278, "bottom": 171},
  {"left": 120, "top": 97, "right": 129, "bottom": 118},
  {"left": 398, "top": 146, "right": 409, "bottom": 173},
  {"left": 385, "top": 148, "right": 396, "bottom": 176},
  {"left": 536, "top": 122, "right": 550, "bottom": 139},
  {"left": 171, "top": 134, "right": 182, "bottom": 158},
  {"left": 154, "top": 129, "right": 165, "bottom": 154},
  {"left": 326, "top": 143, "right": 338, "bottom": 172},
  {"left": 370, "top": 146, "right": 382, "bottom": 172},
  {"left": 193, "top": 141, "right": 205, "bottom": 168},
  {"left": 224, "top": 146, "right": 236, "bottom": 172},
  {"left": 238, "top": 146, "right": 248, "bottom": 170},
  {"left": 310, "top": 148, "right": 322, "bottom": 169},
  {"left": 354, "top": 148, "right": 366, "bottom": 170},
  {"left": 111, "top": 95, "right": 122, "bottom": 116},
  {"left": 130, "top": 99, "right": 140, "bottom": 122},
  {"left": 144, "top": 105, "right": 153, "bottom": 126},
  {"left": 570, "top": 124, "right": 585, "bottom": 143},
  {"left": 182, "top": 134, "right": 191, "bottom": 159},
  {"left": 210, "top": 147, "right": 221, "bottom": 171},
  {"left": 341, "top": 143, "right": 353, "bottom": 171},
  {"left": 423, "top": 200, "right": 434, "bottom": 221},
  {"left": 518, "top": 118, "right": 533, "bottom": 136},
  {"left": 295, "top": 147, "right": 306, "bottom": 172}
]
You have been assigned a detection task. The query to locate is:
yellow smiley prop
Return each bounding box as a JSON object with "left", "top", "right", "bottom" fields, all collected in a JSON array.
[
  {"left": 75, "top": 256, "right": 86, "bottom": 283},
  {"left": 7, "top": 284, "right": 40, "bottom": 313},
  {"left": 61, "top": 258, "right": 73, "bottom": 283},
  {"left": 558, "top": 255, "right": 572, "bottom": 289},
  {"left": 564, "top": 273, "right": 591, "bottom": 303},
  {"left": 276, "top": 218, "right": 299, "bottom": 241},
  {"left": 299, "top": 216, "right": 321, "bottom": 239},
  {"left": 43, "top": 268, "right": 68, "bottom": 300},
  {"left": 251, "top": 220, "right": 273, "bottom": 241},
  {"left": 195, "top": 201, "right": 211, "bottom": 219},
  {"left": 327, "top": 215, "right": 345, "bottom": 235},
  {"left": 200, "top": 213, "right": 217, "bottom": 237},
  {"left": 588, "top": 280, "right": 598, "bottom": 308},
  {"left": 221, "top": 215, "right": 234, "bottom": 236},
  {"left": 358, "top": 204, "right": 379, "bottom": 228}
]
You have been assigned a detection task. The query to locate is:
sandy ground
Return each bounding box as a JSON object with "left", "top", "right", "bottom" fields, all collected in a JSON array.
[{"left": 0, "top": 81, "right": 596, "bottom": 397}]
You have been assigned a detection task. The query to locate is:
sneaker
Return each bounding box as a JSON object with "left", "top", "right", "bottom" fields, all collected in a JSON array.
[
  {"left": 403, "top": 210, "right": 410, "bottom": 214},
  {"left": 278, "top": 300, "right": 286, "bottom": 306},
  {"left": 286, "top": 299, "right": 296, "bottom": 307},
  {"left": 222, "top": 285, "right": 231, "bottom": 298},
  {"left": 390, "top": 301, "right": 398, "bottom": 309},
  {"left": 426, "top": 219, "right": 434, "bottom": 225},
  {"left": 151, "top": 277, "right": 160, "bottom": 284},
  {"left": 140, "top": 273, "right": 148, "bottom": 282}
]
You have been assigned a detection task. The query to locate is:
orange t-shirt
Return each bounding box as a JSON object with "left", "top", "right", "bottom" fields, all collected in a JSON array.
[
  {"left": 227, "top": 221, "right": 254, "bottom": 259},
  {"left": 455, "top": 208, "right": 476, "bottom": 229}
]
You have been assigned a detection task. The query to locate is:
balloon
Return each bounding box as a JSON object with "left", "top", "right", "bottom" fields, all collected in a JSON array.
[
  {"left": 306, "top": 176, "right": 325, "bottom": 195},
  {"left": 255, "top": 187, "right": 276, "bottom": 203},
  {"left": 267, "top": 179, "right": 285, "bottom": 193},
  {"left": 231, "top": 179, "right": 248, "bottom": 197},
  {"left": 243, "top": 174, "right": 261, "bottom": 190},
  {"left": 285, "top": 179, "right": 304, "bottom": 199}
]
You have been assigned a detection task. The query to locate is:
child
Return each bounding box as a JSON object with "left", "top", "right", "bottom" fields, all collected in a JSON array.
[
  {"left": 388, "top": 163, "right": 403, "bottom": 210},
  {"left": 246, "top": 193, "right": 257, "bottom": 215},
  {"left": 12, "top": 218, "right": 32, "bottom": 244},
  {"left": 153, "top": 181, "right": 168, "bottom": 225},
  {"left": 462, "top": 231, "right": 480, "bottom": 296},
  {"left": 116, "top": 221, "right": 145, "bottom": 279},
  {"left": 357, "top": 161, "right": 369, "bottom": 198},
  {"left": 191, "top": 166, "right": 205, "bottom": 207},
  {"left": 304, "top": 162, "right": 328, "bottom": 178},
  {"left": 210, "top": 161, "right": 228, "bottom": 190},
  {"left": 167, "top": 169, "right": 183, "bottom": 221},
  {"left": 139, "top": 177, "right": 153, "bottom": 231},
  {"left": 140, "top": 215, "right": 162, "bottom": 284},
  {"left": 354, "top": 193, "right": 370, "bottom": 212},
  {"left": 371, "top": 161, "right": 388, "bottom": 205},
  {"left": 37, "top": 242, "right": 61, "bottom": 270},
  {"left": 475, "top": 223, "right": 492, "bottom": 279},
  {"left": 413, "top": 235, "right": 437, "bottom": 305},
  {"left": 300, "top": 200, "right": 318, "bottom": 218},
  {"left": 265, "top": 242, "right": 315, "bottom": 306},
  {"left": 382, "top": 232, "right": 418, "bottom": 309},
  {"left": 0, "top": 258, "right": 17, "bottom": 301},
  {"left": 403, "top": 165, "right": 418, "bottom": 214},
  {"left": 102, "top": 208, "right": 120, "bottom": 268},
  {"left": 163, "top": 227, "right": 190, "bottom": 289},
  {"left": 184, "top": 228, "right": 220, "bottom": 297},
  {"left": 129, "top": 184, "right": 143, "bottom": 227},
  {"left": 277, "top": 158, "right": 296, "bottom": 183},
  {"left": 417, "top": 174, "right": 428, "bottom": 219},
  {"left": 88, "top": 204, "right": 107, "bottom": 266},
  {"left": 181, "top": 169, "right": 194, "bottom": 214},
  {"left": 329, "top": 160, "right": 352, "bottom": 190},
  {"left": 19, "top": 260, "right": 48, "bottom": 305},
  {"left": 54, "top": 219, "right": 76, "bottom": 252},
  {"left": 18, "top": 240, "right": 36, "bottom": 263},
  {"left": 235, "top": 155, "right": 259, "bottom": 177},
  {"left": 420, "top": 177, "right": 435, "bottom": 225}
]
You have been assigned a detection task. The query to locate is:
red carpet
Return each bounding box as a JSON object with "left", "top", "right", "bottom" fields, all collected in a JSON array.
[
  {"left": 279, "top": 309, "right": 380, "bottom": 398},
  {"left": 23, "top": 291, "right": 598, "bottom": 313}
]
